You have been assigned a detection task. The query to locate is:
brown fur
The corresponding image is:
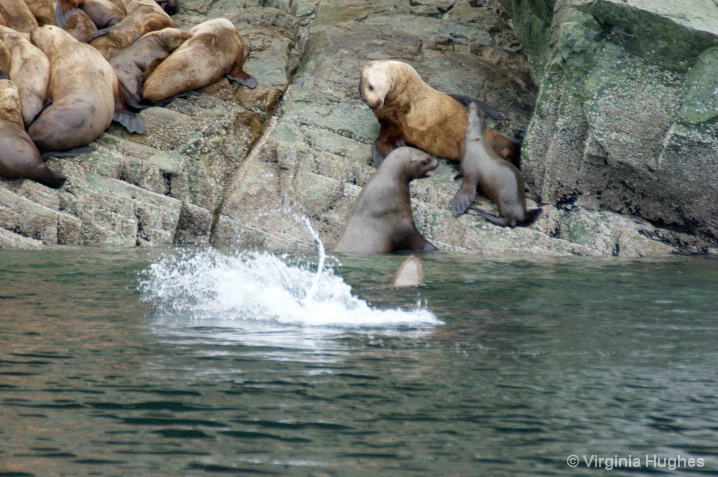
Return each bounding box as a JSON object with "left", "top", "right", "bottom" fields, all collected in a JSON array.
[
  {"left": 88, "top": 0, "right": 172, "bottom": 60},
  {"left": 0, "top": 0, "right": 39, "bottom": 33},
  {"left": 23, "top": 0, "right": 55, "bottom": 25},
  {"left": 28, "top": 25, "right": 117, "bottom": 151},
  {"left": 0, "top": 25, "right": 50, "bottom": 125},
  {"left": 109, "top": 27, "right": 191, "bottom": 107},
  {"left": 455, "top": 103, "right": 541, "bottom": 225},
  {"left": 56, "top": 0, "right": 125, "bottom": 30},
  {"left": 358, "top": 60, "right": 520, "bottom": 167},
  {"left": 334, "top": 147, "right": 438, "bottom": 254},
  {"left": 0, "top": 78, "right": 66, "bottom": 188},
  {"left": 141, "top": 18, "right": 256, "bottom": 103}
]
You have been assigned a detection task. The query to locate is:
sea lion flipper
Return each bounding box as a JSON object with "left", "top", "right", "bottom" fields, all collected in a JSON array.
[
  {"left": 55, "top": 0, "right": 77, "bottom": 29},
  {"left": 226, "top": 71, "right": 257, "bottom": 89},
  {"left": 41, "top": 145, "right": 94, "bottom": 159},
  {"left": 448, "top": 93, "right": 503, "bottom": 121},
  {"left": 113, "top": 109, "right": 145, "bottom": 134},
  {"left": 451, "top": 177, "right": 478, "bottom": 216},
  {"left": 119, "top": 82, "right": 149, "bottom": 111},
  {"left": 39, "top": 169, "right": 67, "bottom": 189},
  {"left": 518, "top": 208, "right": 543, "bottom": 227},
  {"left": 85, "top": 26, "right": 112, "bottom": 43},
  {"left": 471, "top": 207, "right": 511, "bottom": 227}
]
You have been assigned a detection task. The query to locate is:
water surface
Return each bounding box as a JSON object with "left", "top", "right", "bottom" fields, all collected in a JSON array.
[{"left": 1, "top": 247, "right": 716, "bottom": 476}]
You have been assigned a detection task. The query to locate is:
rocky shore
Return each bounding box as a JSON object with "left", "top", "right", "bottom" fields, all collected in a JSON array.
[{"left": 2, "top": 0, "right": 716, "bottom": 256}]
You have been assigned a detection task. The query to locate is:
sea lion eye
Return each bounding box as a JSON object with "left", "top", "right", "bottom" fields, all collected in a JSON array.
[{"left": 368, "top": 84, "right": 374, "bottom": 91}]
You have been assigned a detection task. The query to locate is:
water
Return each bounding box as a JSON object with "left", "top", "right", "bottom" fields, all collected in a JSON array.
[{"left": 1, "top": 245, "right": 717, "bottom": 477}]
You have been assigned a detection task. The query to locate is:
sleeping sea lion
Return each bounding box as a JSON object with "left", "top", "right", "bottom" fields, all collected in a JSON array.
[
  {"left": 358, "top": 60, "right": 521, "bottom": 169},
  {"left": 28, "top": 25, "right": 142, "bottom": 153},
  {"left": 141, "top": 17, "right": 256, "bottom": 104},
  {"left": 23, "top": 0, "right": 55, "bottom": 26},
  {"left": 0, "top": 25, "right": 50, "bottom": 125},
  {"left": 459, "top": 103, "right": 541, "bottom": 226},
  {"left": 86, "top": 0, "right": 172, "bottom": 60},
  {"left": 61, "top": 6, "right": 98, "bottom": 41},
  {"left": 55, "top": 0, "right": 125, "bottom": 30},
  {"left": 0, "top": 0, "right": 39, "bottom": 33},
  {"left": 0, "top": 72, "right": 66, "bottom": 188},
  {"left": 334, "top": 147, "right": 438, "bottom": 254},
  {"left": 109, "top": 27, "right": 191, "bottom": 109}
]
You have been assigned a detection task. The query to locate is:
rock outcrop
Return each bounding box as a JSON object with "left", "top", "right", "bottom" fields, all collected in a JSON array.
[{"left": 1, "top": 0, "right": 713, "bottom": 256}]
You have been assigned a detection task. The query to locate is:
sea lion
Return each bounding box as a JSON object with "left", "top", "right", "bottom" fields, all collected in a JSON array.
[
  {"left": 61, "top": 6, "right": 98, "bottom": 41},
  {"left": 0, "top": 72, "right": 66, "bottom": 188},
  {"left": 458, "top": 103, "right": 541, "bottom": 226},
  {"left": 0, "top": 0, "right": 39, "bottom": 33},
  {"left": 141, "top": 17, "right": 257, "bottom": 104},
  {"left": 334, "top": 147, "right": 438, "bottom": 254},
  {"left": 0, "top": 25, "right": 50, "bottom": 125},
  {"left": 86, "top": 0, "right": 172, "bottom": 60},
  {"left": 23, "top": 0, "right": 54, "bottom": 26},
  {"left": 358, "top": 60, "right": 521, "bottom": 168},
  {"left": 28, "top": 25, "right": 142, "bottom": 153},
  {"left": 55, "top": 0, "right": 125, "bottom": 30},
  {"left": 391, "top": 255, "right": 425, "bottom": 287},
  {"left": 154, "top": 0, "right": 177, "bottom": 15}
]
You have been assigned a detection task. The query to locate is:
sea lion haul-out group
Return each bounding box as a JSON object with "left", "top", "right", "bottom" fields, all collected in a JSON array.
[
  {"left": 0, "top": 0, "right": 256, "bottom": 187},
  {"left": 1, "top": 3, "right": 541, "bottom": 255}
]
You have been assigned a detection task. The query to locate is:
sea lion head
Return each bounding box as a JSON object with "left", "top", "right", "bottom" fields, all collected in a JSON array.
[
  {"left": 465, "top": 102, "right": 486, "bottom": 143},
  {"left": 384, "top": 147, "right": 439, "bottom": 181},
  {"left": 359, "top": 60, "right": 392, "bottom": 110},
  {"left": 30, "top": 25, "right": 66, "bottom": 54}
]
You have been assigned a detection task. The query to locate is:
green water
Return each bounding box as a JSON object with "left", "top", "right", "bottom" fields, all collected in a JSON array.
[{"left": 0, "top": 248, "right": 717, "bottom": 476}]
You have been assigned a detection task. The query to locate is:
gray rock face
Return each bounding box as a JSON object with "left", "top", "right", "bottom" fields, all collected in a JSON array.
[
  {"left": 500, "top": 0, "right": 718, "bottom": 251},
  {"left": 0, "top": 0, "right": 710, "bottom": 256}
]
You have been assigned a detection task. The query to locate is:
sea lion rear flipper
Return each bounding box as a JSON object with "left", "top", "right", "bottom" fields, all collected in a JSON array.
[
  {"left": 55, "top": 0, "right": 78, "bottom": 29},
  {"left": 470, "top": 207, "right": 511, "bottom": 227},
  {"left": 226, "top": 71, "right": 257, "bottom": 89},
  {"left": 41, "top": 145, "right": 94, "bottom": 159},
  {"left": 518, "top": 208, "right": 543, "bottom": 227},
  {"left": 448, "top": 94, "right": 503, "bottom": 121},
  {"left": 113, "top": 109, "right": 145, "bottom": 134},
  {"left": 119, "top": 82, "right": 149, "bottom": 111},
  {"left": 38, "top": 169, "right": 67, "bottom": 189}
]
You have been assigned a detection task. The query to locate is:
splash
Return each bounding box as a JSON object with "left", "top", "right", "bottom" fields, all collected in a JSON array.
[{"left": 138, "top": 247, "right": 440, "bottom": 328}]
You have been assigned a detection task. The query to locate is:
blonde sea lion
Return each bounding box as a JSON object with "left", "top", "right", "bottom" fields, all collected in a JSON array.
[
  {"left": 0, "top": 0, "right": 39, "bottom": 33},
  {"left": 109, "top": 26, "right": 191, "bottom": 109},
  {"left": 391, "top": 255, "right": 425, "bottom": 287},
  {"left": 23, "top": 0, "right": 55, "bottom": 25},
  {"left": 358, "top": 60, "right": 521, "bottom": 168},
  {"left": 334, "top": 147, "right": 438, "bottom": 254},
  {"left": 28, "top": 25, "right": 142, "bottom": 153},
  {"left": 459, "top": 103, "right": 541, "bottom": 227},
  {"left": 86, "top": 0, "right": 172, "bottom": 60},
  {"left": 141, "top": 17, "right": 256, "bottom": 104},
  {"left": 0, "top": 71, "right": 66, "bottom": 188},
  {"left": 0, "top": 25, "right": 50, "bottom": 125},
  {"left": 55, "top": 0, "right": 125, "bottom": 30}
]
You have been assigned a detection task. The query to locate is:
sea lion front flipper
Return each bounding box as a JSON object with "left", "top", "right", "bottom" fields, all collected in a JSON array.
[
  {"left": 119, "top": 82, "right": 149, "bottom": 111},
  {"left": 41, "top": 145, "right": 94, "bottom": 159},
  {"left": 226, "top": 71, "right": 257, "bottom": 89},
  {"left": 451, "top": 175, "right": 479, "bottom": 216},
  {"left": 517, "top": 208, "right": 543, "bottom": 227},
  {"left": 448, "top": 93, "right": 503, "bottom": 121},
  {"left": 372, "top": 137, "right": 407, "bottom": 168},
  {"left": 55, "top": 0, "right": 79, "bottom": 29}
]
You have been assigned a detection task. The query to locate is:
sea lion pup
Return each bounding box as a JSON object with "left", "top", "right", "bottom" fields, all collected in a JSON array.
[
  {"left": 28, "top": 25, "right": 143, "bottom": 153},
  {"left": 334, "top": 147, "right": 439, "bottom": 254},
  {"left": 0, "top": 72, "right": 66, "bottom": 188},
  {"left": 61, "top": 6, "right": 98, "bottom": 41},
  {"left": 358, "top": 60, "right": 521, "bottom": 168},
  {"left": 0, "top": 26, "right": 50, "bottom": 125},
  {"left": 391, "top": 255, "right": 425, "bottom": 287},
  {"left": 0, "top": 1, "right": 39, "bottom": 33},
  {"left": 55, "top": 0, "right": 125, "bottom": 30},
  {"left": 459, "top": 103, "right": 541, "bottom": 227},
  {"left": 142, "top": 17, "right": 257, "bottom": 104},
  {"left": 86, "top": 0, "right": 172, "bottom": 60},
  {"left": 109, "top": 27, "right": 191, "bottom": 109}
]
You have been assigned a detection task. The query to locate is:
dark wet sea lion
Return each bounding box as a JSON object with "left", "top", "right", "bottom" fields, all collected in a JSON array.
[
  {"left": 358, "top": 60, "right": 521, "bottom": 168},
  {"left": 55, "top": 0, "right": 125, "bottom": 30},
  {"left": 141, "top": 17, "right": 257, "bottom": 104},
  {"left": 0, "top": 25, "right": 50, "bottom": 125},
  {"left": 28, "top": 25, "right": 142, "bottom": 153},
  {"left": 154, "top": 0, "right": 177, "bottom": 15},
  {"left": 0, "top": 0, "right": 39, "bottom": 33},
  {"left": 109, "top": 26, "right": 191, "bottom": 109},
  {"left": 0, "top": 73, "right": 66, "bottom": 188},
  {"left": 457, "top": 103, "right": 541, "bottom": 226},
  {"left": 334, "top": 147, "right": 439, "bottom": 254},
  {"left": 86, "top": 0, "right": 172, "bottom": 60}
]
